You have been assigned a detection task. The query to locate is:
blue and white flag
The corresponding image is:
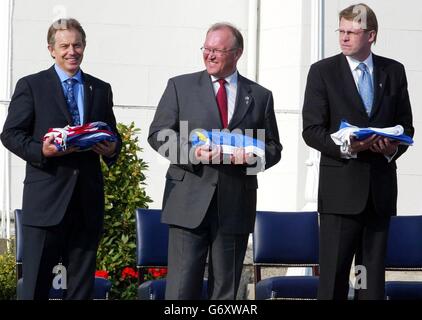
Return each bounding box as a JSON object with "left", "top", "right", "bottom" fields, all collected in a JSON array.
[
  {"left": 331, "top": 120, "right": 413, "bottom": 146},
  {"left": 191, "top": 130, "right": 265, "bottom": 158}
]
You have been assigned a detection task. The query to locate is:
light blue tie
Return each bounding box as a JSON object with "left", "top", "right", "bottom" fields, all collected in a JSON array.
[
  {"left": 65, "top": 78, "right": 81, "bottom": 126},
  {"left": 357, "top": 63, "right": 374, "bottom": 115}
]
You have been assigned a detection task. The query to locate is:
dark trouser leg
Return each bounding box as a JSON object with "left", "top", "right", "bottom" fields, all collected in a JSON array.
[
  {"left": 21, "top": 225, "right": 61, "bottom": 300},
  {"left": 318, "top": 213, "right": 362, "bottom": 300},
  {"left": 354, "top": 212, "right": 390, "bottom": 300},
  {"left": 64, "top": 245, "right": 98, "bottom": 300},
  {"left": 164, "top": 189, "right": 249, "bottom": 300},
  {"left": 21, "top": 180, "right": 102, "bottom": 300},
  {"left": 62, "top": 185, "right": 102, "bottom": 300},
  {"left": 207, "top": 231, "right": 249, "bottom": 300},
  {"left": 165, "top": 226, "right": 209, "bottom": 300},
  {"left": 165, "top": 190, "right": 219, "bottom": 300},
  {"left": 63, "top": 222, "right": 100, "bottom": 300},
  {"left": 207, "top": 186, "right": 249, "bottom": 300}
]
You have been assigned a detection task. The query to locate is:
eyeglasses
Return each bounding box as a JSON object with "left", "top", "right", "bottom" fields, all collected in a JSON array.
[
  {"left": 335, "top": 29, "right": 368, "bottom": 37},
  {"left": 200, "top": 47, "right": 237, "bottom": 56}
]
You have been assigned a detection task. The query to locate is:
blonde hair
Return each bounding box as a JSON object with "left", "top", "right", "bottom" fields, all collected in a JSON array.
[{"left": 339, "top": 3, "right": 378, "bottom": 42}]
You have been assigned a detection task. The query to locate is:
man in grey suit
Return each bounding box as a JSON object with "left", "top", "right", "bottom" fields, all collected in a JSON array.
[{"left": 148, "top": 22, "right": 282, "bottom": 300}]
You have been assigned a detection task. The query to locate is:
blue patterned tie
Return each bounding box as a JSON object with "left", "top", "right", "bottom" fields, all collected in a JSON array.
[
  {"left": 65, "top": 78, "right": 81, "bottom": 125},
  {"left": 357, "top": 63, "right": 374, "bottom": 115}
]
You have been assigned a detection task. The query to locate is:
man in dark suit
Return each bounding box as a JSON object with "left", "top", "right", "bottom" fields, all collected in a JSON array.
[
  {"left": 302, "top": 3, "right": 414, "bottom": 300},
  {"left": 1, "top": 18, "right": 121, "bottom": 299},
  {"left": 149, "top": 22, "right": 282, "bottom": 300}
]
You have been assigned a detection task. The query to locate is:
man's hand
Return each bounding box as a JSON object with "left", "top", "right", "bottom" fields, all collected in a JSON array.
[
  {"left": 349, "top": 134, "right": 380, "bottom": 154},
  {"left": 194, "top": 144, "right": 221, "bottom": 163},
  {"left": 92, "top": 140, "right": 117, "bottom": 157},
  {"left": 230, "top": 147, "right": 255, "bottom": 165},
  {"left": 369, "top": 137, "right": 399, "bottom": 156},
  {"left": 42, "top": 135, "right": 78, "bottom": 157}
]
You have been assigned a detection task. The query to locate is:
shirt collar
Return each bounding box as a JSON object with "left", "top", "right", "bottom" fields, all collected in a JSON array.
[
  {"left": 54, "top": 64, "right": 83, "bottom": 83},
  {"left": 346, "top": 53, "right": 374, "bottom": 73},
  {"left": 210, "top": 70, "right": 238, "bottom": 85}
]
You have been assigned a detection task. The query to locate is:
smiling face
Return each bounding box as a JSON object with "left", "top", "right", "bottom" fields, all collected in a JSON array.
[
  {"left": 48, "top": 28, "right": 85, "bottom": 76},
  {"left": 202, "top": 27, "right": 243, "bottom": 78},
  {"left": 338, "top": 17, "right": 376, "bottom": 61}
]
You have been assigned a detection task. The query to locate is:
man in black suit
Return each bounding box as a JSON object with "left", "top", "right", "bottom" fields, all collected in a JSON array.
[
  {"left": 1, "top": 18, "right": 121, "bottom": 299},
  {"left": 302, "top": 3, "right": 413, "bottom": 300},
  {"left": 149, "top": 22, "right": 282, "bottom": 299}
]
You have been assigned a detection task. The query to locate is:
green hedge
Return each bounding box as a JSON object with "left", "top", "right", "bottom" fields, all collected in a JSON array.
[
  {"left": 0, "top": 240, "right": 16, "bottom": 300},
  {"left": 96, "top": 122, "right": 152, "bottom": 299}
]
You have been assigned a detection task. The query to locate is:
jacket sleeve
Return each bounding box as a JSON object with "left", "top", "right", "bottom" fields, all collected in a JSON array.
[
  {"left": 263, "top": 92, "right": 282, "bottom": 170},
  {"left": 1, "top": 78, "right": 45, "bottom": 166},
  {"left": 302, "top": 63, "right": 342, "bottom": 159},
  {"left": 148, "top": 78, "right": 199, "bottom": 173},
  {"left": 101, "top": 83, "right": 122, "bottom": 168},
  {"left": 392, "top": 64, "right": 414, "bottom": 161}
]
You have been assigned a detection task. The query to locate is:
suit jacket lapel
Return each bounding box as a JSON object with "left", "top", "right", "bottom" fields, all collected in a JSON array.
[
  {"left": 371, "top": 54, "right": 387, "bottom": 117},
  {"left": 198, "top": 71, "right": 223, "bottom": 128},
  {"left": 82, "top": 72, "right": 93, "bottom": 124},
  {"left": 228, "top": 74, "right": 253, "bottom": 129},
  {"left": 46, "top": 66, "right": 73, "bottom": 124},
  {"left": 339, "top": 54, "right": 368, "bottom": 118}
]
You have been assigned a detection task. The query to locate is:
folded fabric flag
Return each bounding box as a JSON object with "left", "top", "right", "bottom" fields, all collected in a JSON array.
[
  {"left": 191, "top": 130, "right": 265, "bottom": 158},
  {"left": 331, "top": 120, "right": 413, "bottom": 146},
  {"left": 44, "top": 121, "right": 117, "bottom": 151}
]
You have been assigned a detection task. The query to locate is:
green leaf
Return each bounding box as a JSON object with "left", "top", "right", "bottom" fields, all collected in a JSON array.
[{"left": 96, "top": 122, "right": 153, "bottom": 300}]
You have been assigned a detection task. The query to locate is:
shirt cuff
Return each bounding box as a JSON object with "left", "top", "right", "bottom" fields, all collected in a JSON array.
[
  {"left": 384, "top": 146, "right": 399, "bottom": 163},
  {"left": 340, "top": 142, "right": 357, "bottom": 159}
]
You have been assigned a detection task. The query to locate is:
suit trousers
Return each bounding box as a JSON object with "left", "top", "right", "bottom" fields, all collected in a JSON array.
[
  {"left": 21, "top": 179, "right": 102, "bottom": 300},
  {"left": 317, "top": 197, "right": 391, "bottom": 300},
  {"left": 165, "top": 191, "right": 249, "bottom": 300}
]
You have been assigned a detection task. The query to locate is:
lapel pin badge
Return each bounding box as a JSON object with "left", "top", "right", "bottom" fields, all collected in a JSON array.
[
  {"left": 245, "top": 96, "right": 250, "bottom": 105},
  {"left": 379, "top": 83, "right": 382, "bottom": 88},
  {"left": 89, "top": 85, "right": 93, "bottom": 91}
]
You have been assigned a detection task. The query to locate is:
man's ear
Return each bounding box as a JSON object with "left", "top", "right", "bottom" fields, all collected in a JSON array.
[
  {"left": 235, "top": 48, "right": 243, "bottom": 61},
  {"left": 368, "top": 30, "right": 377, "bottom": 44},
  {"left": 48, "top": 45, "right": 55, "bottom": 59}
]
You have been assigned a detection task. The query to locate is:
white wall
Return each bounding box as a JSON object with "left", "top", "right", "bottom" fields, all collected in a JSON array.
[
  {"left": 1, "top": 0, "right": 13, "bottom": 238},
  {"left": 5, "top": 0, "right": 422, "bottom": 214},
  {"left": 11, "top": 0, "right": 250, "bottom": 105},
  {"left": 256, "top": 0, "right": 308, "bottom": 211}
]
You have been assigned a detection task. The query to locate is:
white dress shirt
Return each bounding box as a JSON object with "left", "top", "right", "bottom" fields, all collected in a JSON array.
[{"left": 345, "top": 53, "right": 374, "bottom": 92}]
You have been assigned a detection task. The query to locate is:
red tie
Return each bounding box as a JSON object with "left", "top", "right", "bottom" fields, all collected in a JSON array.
[{"left": 216, "top": 79, "right": 228, "bottom": 128}]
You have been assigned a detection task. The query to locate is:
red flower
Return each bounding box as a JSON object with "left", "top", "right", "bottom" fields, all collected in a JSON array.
[
  {"left": 95, "top": 270, "right": 109, "bottom": 279},
  {"left": 121, "top": 267, "right": 138, "bottom": 280},
  {"left": 147, "top": 267, "right": 168, "bottom": 278}
]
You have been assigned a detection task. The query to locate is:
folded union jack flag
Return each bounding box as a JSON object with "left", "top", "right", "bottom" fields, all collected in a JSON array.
[{"left": 43, "top": 121, "right": 117, "bottom": 151}]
